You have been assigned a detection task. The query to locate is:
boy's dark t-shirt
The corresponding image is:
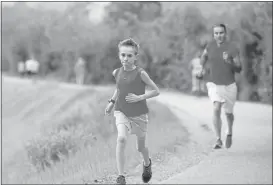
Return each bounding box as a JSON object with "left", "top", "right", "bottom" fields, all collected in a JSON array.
[
  {"left": 114, "top": 66, "right": 149, "bottom": 117},
  {"left": 206, "top": 40, "right": 238, "bottom": 85}
]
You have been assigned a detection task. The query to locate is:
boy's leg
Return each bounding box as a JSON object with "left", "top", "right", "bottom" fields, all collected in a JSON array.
[
  {"left": 136, "top": 135, "right": 150, "bottom": 166},
  {"left": 130, "top": 114, "right": 152, "bottom": 183},
  {"left": 114, "top": 111, "right": 131, "bottom": 184},
  {"left": 116, "top": 123, "right": 129, "bottom": 176},
  {"left": 136, "top": 134, "right": 152, "bottom": 183}
]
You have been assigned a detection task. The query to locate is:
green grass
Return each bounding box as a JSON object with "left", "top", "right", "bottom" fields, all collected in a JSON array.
[{"left": 3, "top": 89, "right": 189, "bottom": 184}]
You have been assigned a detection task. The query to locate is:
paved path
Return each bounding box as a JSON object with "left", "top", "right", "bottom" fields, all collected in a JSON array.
[{"left": 156, "top": 91, "right": 272, "bottom": 184}]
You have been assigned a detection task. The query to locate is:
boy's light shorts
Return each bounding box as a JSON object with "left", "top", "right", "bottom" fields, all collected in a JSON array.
[
  {"left": 206, "top": 82, "right": 237, "bottom": 113},
  {"left": 114, "top": 111, "right": 148, "bottom": 138}
]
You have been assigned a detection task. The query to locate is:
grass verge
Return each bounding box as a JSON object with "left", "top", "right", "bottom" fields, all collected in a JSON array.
[{"left": 3, "top": 89, "right": 189, "bottom": 184}]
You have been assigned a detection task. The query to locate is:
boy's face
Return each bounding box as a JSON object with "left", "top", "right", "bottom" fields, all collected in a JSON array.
[
  {"left": 213, "top": 26, "right": 226, "bottom": 43},
  {"left": 119, "top": 46, "right": 137, "bottom": 67}
]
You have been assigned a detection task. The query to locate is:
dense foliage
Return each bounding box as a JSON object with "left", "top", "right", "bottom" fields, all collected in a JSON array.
[{"left": 2, "top": 2, "right": 272, "bottom": 103}]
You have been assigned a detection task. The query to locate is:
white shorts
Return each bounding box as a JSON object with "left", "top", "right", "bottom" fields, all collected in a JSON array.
[
  {"left": 114, "top": 111, "right": 148, "bottom": 137},
  {"left": 206, "top": 82, "right": 237, "bottom": 113}
]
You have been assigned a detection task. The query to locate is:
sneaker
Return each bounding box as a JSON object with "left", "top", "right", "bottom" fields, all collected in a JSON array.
[
  {"left": 116, "top": 175, "right": 126, "bottom": 185},
  {"left": 225, "top": 134, "right": 232, "bottom": 149},
  {"left": 142, "top": 158, "right": 152, "bottom": 183},
  {"left": 213, "top": 138, "right": 223, "bottom": 149}
]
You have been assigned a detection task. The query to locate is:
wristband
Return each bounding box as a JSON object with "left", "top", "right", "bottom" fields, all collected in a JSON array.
[{"left": 108, "top": 99, "right": 115, "bottom": 104}]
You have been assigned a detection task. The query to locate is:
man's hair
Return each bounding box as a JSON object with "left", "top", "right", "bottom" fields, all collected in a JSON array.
[
  {"left": 213, "top": 23, "right": 227, "bottom": 33},
  {"left": 118, "top": 38, "right": 139, "bottom": 54}
]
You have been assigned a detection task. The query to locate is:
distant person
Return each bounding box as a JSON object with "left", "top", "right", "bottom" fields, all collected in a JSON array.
[
  {"left": 74, "top": 57, "right": 86, "bottom": 85},
  {"left": 25, "top": 57, "right": 40, "bottom": 78},
  {"left": 105, "top": 38, "right": 160, "bottom": 184},
  {"left": 196, "top": 24, "right": 242, "bottom": 149},
  {"left": 17, "top": 61, "right": 26, "bottom": 77},
  {"left": 189, "top": 52, "right": 206, "bottom": 96}
]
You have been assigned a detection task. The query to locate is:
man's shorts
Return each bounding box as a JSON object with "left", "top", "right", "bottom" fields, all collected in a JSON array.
[
  {"left": 206, "top": 82, "right": 237, "bottom": 113},
  {"left": 114, "top": 111, "right": 148, "bottom": 137}
]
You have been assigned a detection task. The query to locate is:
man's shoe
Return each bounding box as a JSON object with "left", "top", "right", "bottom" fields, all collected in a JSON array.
[
  {"left": 225, "top": 134, "right": 232, "bottom": 149},
  {"left": 213, "top": 138, "right": 223, "bottom": 149}
]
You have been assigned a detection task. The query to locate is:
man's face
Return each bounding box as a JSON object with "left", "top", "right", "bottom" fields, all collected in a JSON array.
[
  {"left": 213, "top": 26, "right": 226, "bottom": 43},
  {"left": 119, "top": 46, "right": 137, "bottom": 67}
]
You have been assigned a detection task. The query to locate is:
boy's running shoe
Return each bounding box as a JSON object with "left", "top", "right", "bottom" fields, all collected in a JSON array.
[
  {"left": 116, "top": 175, "right": 126, "bottom": 185},
  {"left": 142, "top": 158, "right": 152, "bottom": 183}
]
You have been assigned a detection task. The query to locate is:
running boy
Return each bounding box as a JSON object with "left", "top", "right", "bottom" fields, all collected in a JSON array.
[{"left": 105, "top": 38, "right": 160, "bottom": 184}]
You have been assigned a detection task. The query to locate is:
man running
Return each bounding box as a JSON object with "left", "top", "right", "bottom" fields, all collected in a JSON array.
[{"left": 197, "top": 24, "right": 242, "bottom": 149}]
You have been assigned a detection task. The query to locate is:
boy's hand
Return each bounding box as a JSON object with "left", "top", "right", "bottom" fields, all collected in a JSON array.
[
  {"left": 105, "top": 102, "right": 114, "bottom": 115},
  {"left": 125, "top": 93, "right": 143, "bottom": 103}
]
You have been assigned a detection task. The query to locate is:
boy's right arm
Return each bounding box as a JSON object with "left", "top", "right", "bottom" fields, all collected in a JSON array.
[
  {"left": 111, "top": 69, "right": 119, "bottom": 102},
  {"left": 105, "top": 89, "right": 118, "bottom": 115},
  {"left": 110, "top": 89, "right": 118, "bottom": 102},
  {"left": 105, "top": 69, "right": 119, "bottom": 115}
]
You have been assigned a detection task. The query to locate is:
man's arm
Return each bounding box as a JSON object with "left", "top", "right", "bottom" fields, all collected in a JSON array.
[{"left": 230, "top": 52, "right": 242, "bottom": 73}]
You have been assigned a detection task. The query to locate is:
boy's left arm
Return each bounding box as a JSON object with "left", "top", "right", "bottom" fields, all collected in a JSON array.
[
  {"left": 125, "top": 71, "right": 160, "bottom": 103},
  {"left": 139, "top": 71, "right": 160, "bottom": 100}
]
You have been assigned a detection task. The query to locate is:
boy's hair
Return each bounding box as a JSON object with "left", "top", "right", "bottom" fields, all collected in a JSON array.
[
  {"left": 118, "top": 38, "right": 140, "bottom": 55},
  {"left": 213, "top": 23, "right": 227, "bottom": 33}
]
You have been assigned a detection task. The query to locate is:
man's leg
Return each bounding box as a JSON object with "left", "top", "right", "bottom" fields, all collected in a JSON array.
[
  {"left": 223, "top": 104, "right": 235, "bottom": 149},
  {"left": 225, "top": 113, "right": 234, "bottom": 136},
  {"left": 223, "top": 83, "right": 237, "bottom": 148},
  {"left": 213, "top": 101, "right": 223, "bottom": 149}
]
